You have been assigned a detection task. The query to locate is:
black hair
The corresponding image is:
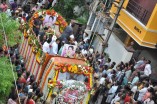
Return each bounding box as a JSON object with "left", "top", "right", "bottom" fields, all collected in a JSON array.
[
  {"left": 39, "top": 15, "right": 43, "bottom": 19},
  {"left": 35, "top": 88, "right": 40, "bottom": 95},
  {"left": 33, "top": 84, "right": 38, "bottom": 91},
  {"left": 0, "top": 47, "right": 3, "bottom": 53},
  {"left": 21, "top": 63, "right": 25, "bottom": 67},
  {"left": 128, "top": 91, "right": 133, "bottom": 96},
  {"left": 145, "top": 83, "right": 149, "bottom": 87},
  {"left": 108, "top": 58, "right": 111, "bottom": 62},
  {"left": 11, "top": 93, "right": 18, "bottom": 100},
  {"left": 148, "top": 60, "right": 151, "bottom": 64},
  {"left": 21, "top": 67, "right": 26, "bottom": 73},
  {"left": 15, "top": 60, "right": 20, "bottom": 66},
  {"left": 16, "top": 54, "right": 20, "bottom": 60},
  {"left": 38, "top": 92, "right": 43, "bottom": 97},
  {"left": 17, "top": 72, "right": 22, "bottom": 78},
  {"left": 17, "top": 84, "right": 22, "bottom": 90},
  {"left": 112, "top": 62, "right": 116, "bottom": 65},
  {"left": 71, "top": 23, "right": 75, "bottom": 27},
  {"left": 68, "top": 46, "right": 74, "bottom": 50},
  {"left": 23, "top": 13, "right": 26, "bottom": 17},
  {"left": 19, "top": 14, "right": 22, "bottom": 17},
  {"left": 4, "top": 51, "right": 8, "bottom": 55},
  {"left": 104, "top": 65, "right": 108, "bottom": 69},
  {"left": 84, "top": 77, "right": 88, "bottom": 83},
  {"left": 26, "top": 71, "right": 30, "bottom": 78},
  {"left": 110, "top": 64, "right": 114, "bottom": 69},
  {"left": 47, "top": 38, "right": 52, "bottom": 44},
  {"left": 44, "top": 27, "right": 48, "bottom": 30},
  {"left": 9, "top": 51, "right": 14, "bottom": 57},
  {"left": 56, "top": 38, "right": 60, "bottom": 43},
  {"left": 49, "top": 16, "right": 54, "bottom": 20},
  {"left": 28, "top": 92, "right": 33, "bottom": 99},
  {"left": 85, "top": 33, "right": 88, "bottom": 36}
]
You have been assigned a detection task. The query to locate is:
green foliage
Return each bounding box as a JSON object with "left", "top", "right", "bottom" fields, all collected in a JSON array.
[
  {"left": 76, "top": 10, "right": 89, "bottom": 24},
  {"left": 0, "top": 57, "right": 16, "bottom": 103},
  {"left": 0, "top": 13, "right": 22, "bottom": 47},
  {"left": 53, "top": 0, "right": 86, "bottom": 22}
]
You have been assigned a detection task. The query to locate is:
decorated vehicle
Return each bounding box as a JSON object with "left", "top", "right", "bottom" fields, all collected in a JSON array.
[
  {"left": 19, "top": 9, "right": 93, "bottom": 104},
  {"left": 38, "top": 56, "right": 93, "bottom": 104}
]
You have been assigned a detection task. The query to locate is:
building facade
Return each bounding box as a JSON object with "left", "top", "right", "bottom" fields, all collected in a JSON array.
[
  {"left": 110, "top": 0, "right": 157, "bottom": 48},
  {"left": 110, "top": 0, "right": 157, "bottom": 70}
]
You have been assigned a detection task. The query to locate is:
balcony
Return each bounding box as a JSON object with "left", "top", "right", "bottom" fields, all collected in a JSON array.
[
  {"left": 110, "top": 0, "right": 157, "bottom": 48},
  {"left": 126, "top": 0, "right": 152, "bottom": 25}
]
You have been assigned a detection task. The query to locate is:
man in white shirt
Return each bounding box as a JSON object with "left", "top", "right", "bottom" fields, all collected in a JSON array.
[
  {"left": 140, "top": 60, "right": 151, "bottom": 79},
  {"left": 49, "top": 39, "right": 60, "bottom": 55},
  {"left": 134, "top": 57, "right": 145, "bottom": 69},
  {"left": 83, "top": 33, "right": 89, "bottom": 43},
  {"left": 42, "top": 38, "right": 51, "bottom": 53},
  {"left": 106, "top": 83, "right": 119, "bottom": 103},
  {"left": 138, "top": 83, "right": 149, "bottom": 101}
]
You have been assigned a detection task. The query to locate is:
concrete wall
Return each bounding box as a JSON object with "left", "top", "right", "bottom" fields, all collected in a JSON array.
[
  {"left": 104, "top": 32, "right": 133, "bottom": 65},
  {"left": 93, "top": 29, "right": 133, "bottom": 65}
]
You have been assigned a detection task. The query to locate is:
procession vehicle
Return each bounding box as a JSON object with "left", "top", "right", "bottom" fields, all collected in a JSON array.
[{"left": 19, "top": 9, "right": 93, "bottom": 104}]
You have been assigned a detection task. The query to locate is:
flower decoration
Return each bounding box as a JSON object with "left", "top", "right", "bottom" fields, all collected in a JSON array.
[
  {"left": 46, "top": 10, "right": 51, "bottom": 15},
  {"left": 54, "top": 63, "right": 93, "bottom": 76},
  {"left": 56, "top": 80, "right": 88, "bottom": 104},
  {"left": 57, "top": 15, "right": 63, "bottom": 21},
  {"left": 51, "top": 9, "right": 56, "bottom": 16}
]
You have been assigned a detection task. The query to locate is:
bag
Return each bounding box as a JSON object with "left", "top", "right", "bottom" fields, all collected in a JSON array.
[{"left": 134, "top": 91, "right": 139, "bottom": 101}]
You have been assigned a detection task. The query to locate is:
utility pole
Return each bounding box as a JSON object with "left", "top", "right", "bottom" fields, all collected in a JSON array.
[{"left": 102, "top": 0, "right": 125, "bottom": 54}]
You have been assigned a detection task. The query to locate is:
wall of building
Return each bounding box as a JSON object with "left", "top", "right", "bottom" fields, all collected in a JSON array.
[
  {"left": 92, "top": 29, "right": 133, "bottom": 65},
  {"left": 104, "top": 30, "right": 133, "bottom": 65}
]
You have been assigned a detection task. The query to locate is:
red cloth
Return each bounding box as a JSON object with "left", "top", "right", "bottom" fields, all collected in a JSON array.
[
  {"left": 124, "top": 95, "right": 131, "bottom": 103},
  {"left": 0, "top": 4, "right": 8, "bottom": 12},
  {"left": 22, "top": 17, "right": 26, "bottom": 22},
  {"left": 26, "top": 99, "right": 35, "bottom": 104},
  {"left": 19, "top": 77, "right": 26, "bottom": 84}
]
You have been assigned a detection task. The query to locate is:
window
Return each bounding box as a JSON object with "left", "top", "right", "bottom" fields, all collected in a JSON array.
[{"left": 126, "top": 0, "right": 157, "bottom": 25}]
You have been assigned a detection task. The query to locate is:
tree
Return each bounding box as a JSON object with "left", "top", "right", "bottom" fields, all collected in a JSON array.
[
  {"left": 0, "top": 57, "right": 16, "bottom": 103},
  {"left": 0, "top": 13, "right": 21, "bottom": 103},
  {"left": 53, "top": 0, "right": 88, "bottom": 23},
  {"left": 0, "top": 13, "right": 23, "bottom": 47}
]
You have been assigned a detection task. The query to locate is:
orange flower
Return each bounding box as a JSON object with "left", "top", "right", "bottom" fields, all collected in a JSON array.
[
  {"left": 62, "top": 67, "right": 67, "bottom": 72},
  {"left": 46, "top": 10, "right": 51, "bottom": 15},
  {"left": 57, "top": 15, "right": 63, "bottom": 21},
  {"left": 60, "top": 20, "right": 68, "bottom": 27},
  {"left": 51, "top": 9, "right": 56, "bottom": 16},
  {"left": 33, "top": 13, "right": 39, "bottom": 19}
]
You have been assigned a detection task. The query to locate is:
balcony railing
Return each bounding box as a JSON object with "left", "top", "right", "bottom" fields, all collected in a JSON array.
[{"left": 126, "top": 0, "right": 152, "bottom": 25}]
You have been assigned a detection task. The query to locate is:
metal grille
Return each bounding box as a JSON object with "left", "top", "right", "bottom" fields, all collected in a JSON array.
[{"left": 126, "top": 0, "right": 152, "bottom": 25}]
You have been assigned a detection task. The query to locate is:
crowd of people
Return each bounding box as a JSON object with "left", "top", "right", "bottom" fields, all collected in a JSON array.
[{"left": 1, "top": 0, "right": 157, "bottom": 104}]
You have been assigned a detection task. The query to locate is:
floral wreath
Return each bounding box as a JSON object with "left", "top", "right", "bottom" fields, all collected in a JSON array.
[{"left": 55, "top": 80, "right": 87, "bottom": 104}]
